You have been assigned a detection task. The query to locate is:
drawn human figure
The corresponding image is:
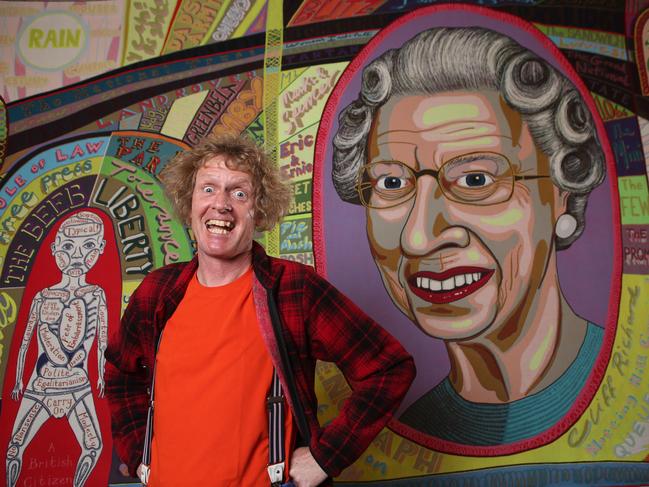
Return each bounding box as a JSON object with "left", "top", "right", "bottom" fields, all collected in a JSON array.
[
  {"left": 332, "top": 26, "right": 607, "bottom": 445},
  {"left": 6, "top": 211, "right": 108, "bottom": 486}
]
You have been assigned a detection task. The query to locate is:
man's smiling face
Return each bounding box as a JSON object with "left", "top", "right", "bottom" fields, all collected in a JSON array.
[
  {"left": 365, "top": 90, "right": 561, "bottom": 341},
  {"left": 190, "top": 156, "right": 257, "bottom": 264}
]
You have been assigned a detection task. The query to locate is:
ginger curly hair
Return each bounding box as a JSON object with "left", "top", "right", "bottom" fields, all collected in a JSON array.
[{"left": 160, "top": 134, "right": 290, "bottom": 231}]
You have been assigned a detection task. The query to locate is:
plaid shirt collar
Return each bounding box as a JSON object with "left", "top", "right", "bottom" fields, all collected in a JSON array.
[
  {"left": 162, "top": 241, "right": 279, "bottom": 298},
  {"left": 251, "top": 241, "right": 283, "bottom": 289}
]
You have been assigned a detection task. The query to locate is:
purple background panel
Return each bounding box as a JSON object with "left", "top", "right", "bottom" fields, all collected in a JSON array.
[{"left": 313, "top": 5, "right": 619, "bottom": 413}]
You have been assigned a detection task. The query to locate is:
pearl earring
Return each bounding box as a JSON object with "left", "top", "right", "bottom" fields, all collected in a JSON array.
[{"left": 555, "top": 213, "right": 577, "bottom": 239}]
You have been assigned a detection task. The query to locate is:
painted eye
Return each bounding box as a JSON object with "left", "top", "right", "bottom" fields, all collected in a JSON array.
[
  {"left": 232, "top": 190, "right": 248, "bottom": 200},
  {"left": 456, "top": 173, "right": 495, "bottom": 188},
  {"left": 62, "top": 243, "right": 73, "bottom": 251},
  {"left": 83, "top": 241, "right": 96, "bottom": 250},
  {"left": 376, "top": 176, "right": 408, "bottom": 190}
]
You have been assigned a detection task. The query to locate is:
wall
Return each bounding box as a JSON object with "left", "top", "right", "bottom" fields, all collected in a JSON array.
[{"left": 0, "top": 1, "right": 648, "bottom": 486}]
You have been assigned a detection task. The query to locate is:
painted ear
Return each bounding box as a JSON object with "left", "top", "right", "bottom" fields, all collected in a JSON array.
[
  {"left": 552, "top": 188, "right": 569, "bottom": 220},
  {"left": 50, "top": 242, "right": 56, "bottom": 254},
  {"left": 554, "top": 188, "right": 576, "bottom": 239},
  {"left": 99, "top": 239, "right": 106, "bottom": 253}
]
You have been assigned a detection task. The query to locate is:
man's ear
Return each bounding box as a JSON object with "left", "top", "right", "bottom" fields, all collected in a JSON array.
[{"left": 252, "top": 208, "right": 262, "bottom": 227}]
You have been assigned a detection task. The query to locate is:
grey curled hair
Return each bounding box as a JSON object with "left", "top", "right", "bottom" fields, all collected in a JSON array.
[{"left": 332, "top": 27, "right": 605, "bottom": 250}]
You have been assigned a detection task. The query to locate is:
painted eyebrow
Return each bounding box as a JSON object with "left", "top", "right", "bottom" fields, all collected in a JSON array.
[
  {"left": 375, "top": 124, "right": 492, "bottom": 139},
  {"left": 446, "top": 152, "right": 506, "bottom": 164},
  {"left": 375, "top": 140, "right": 417, "bottom": 147},
  {"left": 376, "top": 134, "right": 514, "bottom": 144}
]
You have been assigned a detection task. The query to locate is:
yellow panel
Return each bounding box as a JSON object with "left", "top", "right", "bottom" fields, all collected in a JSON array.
[{"left": 160, "top": 91, "right": 209, "bottom": 140}]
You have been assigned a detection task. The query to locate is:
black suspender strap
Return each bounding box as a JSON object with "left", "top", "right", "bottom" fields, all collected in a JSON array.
[
  {"left": 265, "top": 283, "right": 308, "bottom": 487},
  {"left": 267, "top": 368, "right": 286, "bottom": 486},
  {"left": 139, "top": 331, "right": 164, "bottom": 485},
  {"left": 265, "top": 288, "right": 310, "bottom": 444}
]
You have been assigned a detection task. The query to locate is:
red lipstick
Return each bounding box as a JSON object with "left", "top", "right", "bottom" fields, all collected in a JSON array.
[{"left": 408, "top": 267, "right": 494, "bottom": 304}]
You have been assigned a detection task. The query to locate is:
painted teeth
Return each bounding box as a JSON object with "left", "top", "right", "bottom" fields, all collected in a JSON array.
[{"left": 416, "top": 273, "right": 483, "bottom": 291}]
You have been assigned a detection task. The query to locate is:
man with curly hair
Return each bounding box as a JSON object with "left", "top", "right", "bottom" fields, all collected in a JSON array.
[{"left": 105, "top": 133, "right": 414, "bottom": 486}]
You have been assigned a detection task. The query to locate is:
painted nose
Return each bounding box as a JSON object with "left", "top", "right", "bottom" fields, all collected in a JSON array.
[
  {"left": 401, "top": 177, "right": 469, "bottom": 256},
  {"left": 71, "top": 245, "right": 83, "bottom": 258}
]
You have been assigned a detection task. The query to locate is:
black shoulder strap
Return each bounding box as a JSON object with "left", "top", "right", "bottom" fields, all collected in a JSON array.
[{"left": 266, "top": 285, "right": 311, "bottom": 444}]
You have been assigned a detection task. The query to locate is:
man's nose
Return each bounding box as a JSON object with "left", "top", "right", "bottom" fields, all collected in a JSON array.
[
  {"left": 212, "top": 191, "right": 232, "bottom": 211},
  {"left": 400, "top": 178, "right": 469, "bottom": 256}
]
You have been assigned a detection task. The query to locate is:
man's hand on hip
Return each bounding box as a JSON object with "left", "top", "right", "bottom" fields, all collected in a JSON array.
[{"left": 289, "top": 447, "right": 327, "bottom": 487}]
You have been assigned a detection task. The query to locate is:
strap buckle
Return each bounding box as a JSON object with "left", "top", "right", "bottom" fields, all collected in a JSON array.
[
  {"left": 267, "top": 462, "right": 285, "bottom": 487},
  {"left": 266, "top": 394, "right": 284, "bottom": 410},
  {"left": 139, "top": 464, "right": 150, "bottom": 486}
]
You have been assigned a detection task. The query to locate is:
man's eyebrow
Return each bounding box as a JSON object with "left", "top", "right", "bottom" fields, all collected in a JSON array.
[
  {"left": 228, "top": 179, "right": 253, "bottom": 189},
  {"left": 197, "top": 175, "right": 252, "bottom": 186}
]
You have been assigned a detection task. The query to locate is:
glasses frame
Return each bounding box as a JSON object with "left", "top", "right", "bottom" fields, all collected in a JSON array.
[{"left": 356, "top": 151, "right": 550, "bottom": 209}]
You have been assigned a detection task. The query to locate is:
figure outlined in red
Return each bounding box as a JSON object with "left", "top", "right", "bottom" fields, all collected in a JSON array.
[{"left": 6, "top": 211, "right": 108, "bottom": 487}]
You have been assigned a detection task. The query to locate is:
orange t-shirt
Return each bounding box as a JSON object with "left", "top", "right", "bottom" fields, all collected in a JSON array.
[{"left": 149, "top": 268, "right": 293, "bottom": 486}]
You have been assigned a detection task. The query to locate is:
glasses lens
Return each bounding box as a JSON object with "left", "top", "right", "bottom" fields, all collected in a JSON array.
[
  {"left": 359, "top": 162, "right": 415, "bottom": 208},
  {"left": 440, "top": 153, "right": 514, "bottom": 204}
]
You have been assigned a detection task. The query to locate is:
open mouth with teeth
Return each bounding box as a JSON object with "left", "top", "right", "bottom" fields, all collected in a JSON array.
[
  {"left": 206, "top": 219, "right": 234, "bottom": 234},
  {"left": 408, "top": 267, "right": 494, "bottom": 304}
]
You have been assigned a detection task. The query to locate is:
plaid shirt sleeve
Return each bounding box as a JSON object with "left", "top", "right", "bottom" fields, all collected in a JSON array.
[
  {"left": 104, "top": 272, "right": 161, "bottom": 476},
  {"left": 300, "top": 266, "right": 416, "bottom": 476}
]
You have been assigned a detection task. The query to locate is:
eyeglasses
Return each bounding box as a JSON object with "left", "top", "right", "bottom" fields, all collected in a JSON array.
[{"left": 356, "top": 152, "right": 550, "bottom": 209}]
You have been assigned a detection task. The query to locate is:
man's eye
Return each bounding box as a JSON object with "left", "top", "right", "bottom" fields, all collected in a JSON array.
[
  {"left": 456, "top": 173, "right": 495, "bottom": 188},
  {"left": 203, "top": 186, "right": 214, "bottom": 193},
  {"left": 376, "top": 176, "right": 407, "bottom": 190},
  {"left": 233, "top": 190, "right": 248, "bottom": 200}
]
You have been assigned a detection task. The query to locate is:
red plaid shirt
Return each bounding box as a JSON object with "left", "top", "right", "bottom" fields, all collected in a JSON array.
[{"left": 105, "top": 242, "right": 415, "bottom": 479}]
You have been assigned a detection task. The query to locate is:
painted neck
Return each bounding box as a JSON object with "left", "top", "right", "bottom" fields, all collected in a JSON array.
[
  {"left": 57, "top": 274, "right": 87, "bottom": 289},
  {"left": 446, "top": 262, "right": 587, "bottom": 403}
]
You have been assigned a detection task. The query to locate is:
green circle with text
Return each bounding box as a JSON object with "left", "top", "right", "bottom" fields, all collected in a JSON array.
[{"left": 17, "top": 11, "right": 88, "bottom": 71}]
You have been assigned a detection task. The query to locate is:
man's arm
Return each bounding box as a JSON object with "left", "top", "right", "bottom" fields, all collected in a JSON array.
[
  {"left": 300, "top": 268, "right": 416, "bottom": 478},
  {"left": 104, "top": 284, "right": 151, "bottom": 477}
]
